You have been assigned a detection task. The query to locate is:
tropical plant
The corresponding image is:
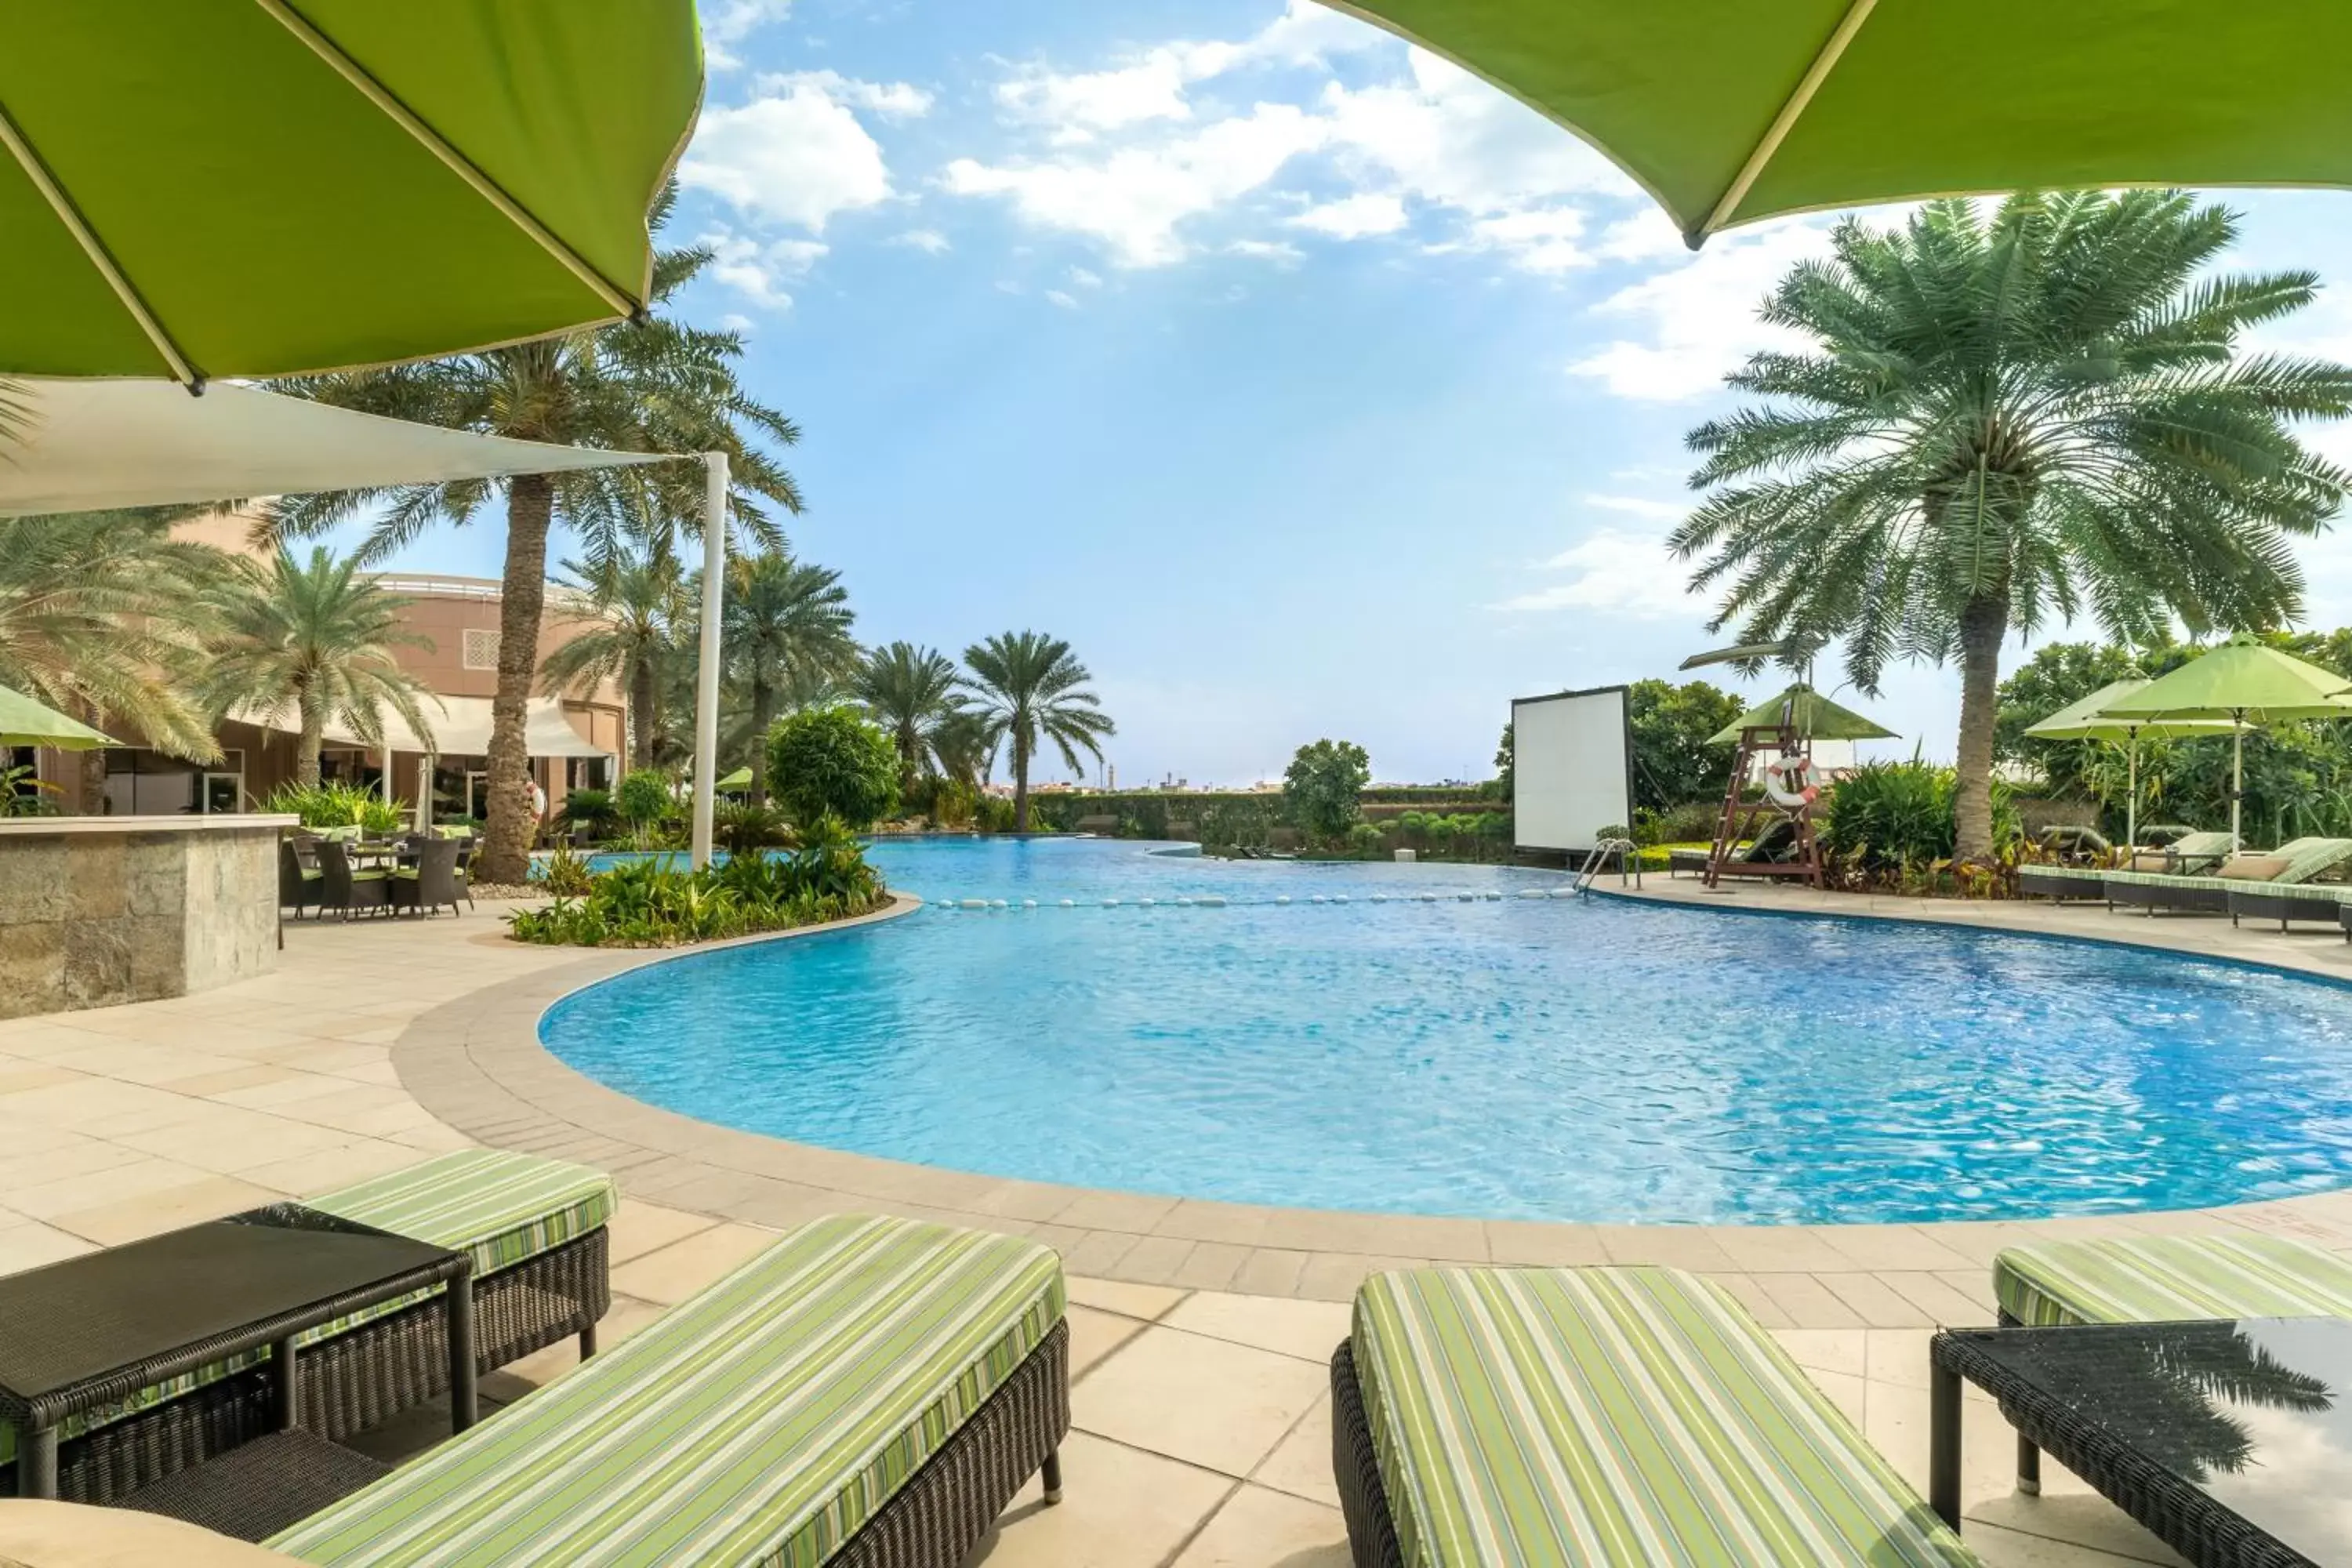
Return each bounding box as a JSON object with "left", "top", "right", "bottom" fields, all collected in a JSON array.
[
  {"left": 855, "top": 641, "right": 966, "bottom": 795},
  {"left": 960, "top": 631, "right": 1114, "bottom": 831},
  {"left": 930, "top": 708, "right": 1000, "bottom": 792},
  {"left": 614, "top": 768, "right": 674, "bottom": 849},
  {"left": 716, "top": 800, "right": 795, "bottom": 853},
  {"left": 553, "top": 786, "right": 618, "bottom": 841},
  {"left": 765, "top": 704, "right": 900, "bottom": 829},
  {"left": 262, "top": 185, "right": 804, "bottom": 885},
  {"left": 541, "top": 546, "right": 688, "bottom": 772},
  {"left": 1, "top": 762, "right": 60, "bottom": 818},
  {"left": 1671, "top": 191, "right": 2352, "bottom": 865},
  {"left": 507, "top": 831, "right": 886, "bottom": 948},
  {"left": 539, "top": 844, "right": 597, "bottom": 898},
  {"left": 0, "top": 509, "right": 222, "bottom": 810},
  {"left": 266, "top": 779, "right": 397, "bottom": 831},
  {"left": 1822, "top": 759, "right": 2022, "bottom": 875},
  {"left": 722, "top": 550, "right": 860, "bottom": 800},
  {"left": 192, "top": 546, "right": 436, "bottom": 789},
  {"left": 1283, "top": 739, "right": 1372, "bottom": 845}
]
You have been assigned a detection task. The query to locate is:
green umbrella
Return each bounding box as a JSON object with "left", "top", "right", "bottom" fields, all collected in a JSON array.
[
  {"left": 0, "top": 682, "right": 114, "bottom": 750},
  {"left": 2023, "top": 679, "right": 2238, "bottom": 849},
  {"left": 1706, "top": 683, "right": 1895, "bottom": 746},
  {"left": 0, "top": 3, "right": 702, "bottom": 384},
  {"left": 2093, "top": 637, "right": 2352, "bottom": 846},
  {"left": 1330, "top": 3, "right": 2351, "bottom": 246},
  {"left": 713, "top": 767, "right": 753, "bottom": 793}
]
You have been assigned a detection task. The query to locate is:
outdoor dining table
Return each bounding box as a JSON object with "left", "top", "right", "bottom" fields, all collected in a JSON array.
[{"left": 0, "top": 1203, "right": 474, "bottom": 1534}]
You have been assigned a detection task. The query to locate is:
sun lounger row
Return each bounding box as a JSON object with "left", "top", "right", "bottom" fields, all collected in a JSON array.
[{"left": 2022, "top": 833, "right": 2352, "bottom": 928}]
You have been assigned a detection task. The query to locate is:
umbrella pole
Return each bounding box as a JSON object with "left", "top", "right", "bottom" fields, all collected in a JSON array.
[
  {"left": 2126, "top": 731, "right": 2138, "bottom": 853},
  {"left": 690, "top": 451, "right": 728, "bottom": 871},
  {"left": 2232, "top": 713, "right": 2245, "bottom": 850}
]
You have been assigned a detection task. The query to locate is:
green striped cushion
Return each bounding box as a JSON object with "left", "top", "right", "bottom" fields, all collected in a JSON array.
[
  {"left": 270, "top": 1214, "right": 1065, "bottom": 1568},
  {"left": 2271, "top": 837, "right": 2352, "bottom": 884},
  {"left": 1994, "top": 1236, "right": 2352, "bottom": 1327},
  {"left": 0, "top": 1152, "right": 615, "bottom": 1472},
  {"left": 2101, "top": 869, "right": 2223, "bottom": 888},
  {"left": 1352, "top": 1266, "right": 1976, "bottom": 1566},
  {"left": 2228, "top": 882, "right": 2347, "bottom": 904}
]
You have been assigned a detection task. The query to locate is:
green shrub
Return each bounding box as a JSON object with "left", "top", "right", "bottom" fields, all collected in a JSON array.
[
  {"left": 975, "top": 794, "right": 1018, "bottom": 833},
  {"left": 1, "top": 762, "right": 60, "bottom": 818},
  {"left": 717, "top": 800, "right": 794, "bottom": 854},
  {"left": 615, "top": 769, "right": 673, "bottom": 844},
  {"left": 1822, "top": 760, "right": 2021, "bottom": 873},
  {"left": 508, "top": 829, "right": 887, "bottom": 948},
  {"left": 539, "top": 844, "right": 596, "bottom": 898},
  {"left": 556, "top": 786, "right": 616, "bottom": 838},
  {"left": 1284, "top": 739, "right": 1371, "bottom": 845},
  {"left": 765, "top": 705, "right": 899, "bottom": 829},
  {"left": 268, "top": 780, "right": 405, "bottom": 831},
  {"left": 1344, "top": 821, "right": 1388, "bottom": 855}
]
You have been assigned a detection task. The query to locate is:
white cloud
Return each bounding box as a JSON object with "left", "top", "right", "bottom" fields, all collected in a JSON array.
[
  {"left": 1045, "top": 289, "right": 1081, "bottom": 310},
  {"left": 681, "top": 72, "right": 928, "bottom": 231},
  {"left": 1227, "top": 238, "right": 1305, "bottom": 264},
  {"left": 892, "top": 229, "right": 951, "bottom": 255},
  {"left": 703, "top": 232, "right": 829, "bottom": 310},
  {"left": 943, "top": 103, "right": 1329, "bottom": 267},
  {"left": 1583, "top": 492, "right": 1687, "bottom": 521},
  {"left": 1499, "top": 528, "right": 1700, "bottom": 619},
  {"left": 1290, "top": 192, "right": 1407, "bottom": 239},
  {"left": 1568, "top": 219, "right": 1836, "bottom": 401},
  {"left": 704, "top": 0, "right": 791, "bottom": 71},
  {"left": 1069, "top": 267, "right": 1104, "bottom": 289},
  {"left": 719, "top": 312, "right": 757, "bottom": 335},
  {"left": 952, "top": 16, "right": 1642, "bottom": 275}
]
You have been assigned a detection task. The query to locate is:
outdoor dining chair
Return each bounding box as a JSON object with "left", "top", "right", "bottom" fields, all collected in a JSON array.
[
  {"left": 314, "top": 840, "right": 389, "bottom": 921},
  {"left": 389, "top": 837, "right": 466, "bottom": 919}
]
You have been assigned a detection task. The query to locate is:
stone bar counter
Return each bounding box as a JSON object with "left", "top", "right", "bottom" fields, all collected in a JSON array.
[{"left": 0, "top": 815, "right": 294, "bottom": 1020}]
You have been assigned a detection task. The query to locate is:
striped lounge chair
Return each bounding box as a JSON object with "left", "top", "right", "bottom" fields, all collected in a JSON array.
[
  {"left": 1332, "top": 1265, "right": 1978, "bottom": 1566},
  {"left": 1991, "top": 1233, "right": 2352, "bottom": 1495},
  {"left": 2018, "top": 864, "right": 2107, "bottom": 902},
  {"left": 2103, "top": 834, "right": 2352, "bottom": 917},
  {"left": 2, "top": 1151, "right": 615, "bottom": 1508},
  {"left": 256, "top": 1214, "right": 1068, "bottom": 1565}
]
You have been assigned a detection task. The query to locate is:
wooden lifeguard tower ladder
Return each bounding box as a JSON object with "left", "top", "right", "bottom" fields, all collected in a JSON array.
[{"left": 1704, "top": 690, "right": 1824, "bottom": 890}]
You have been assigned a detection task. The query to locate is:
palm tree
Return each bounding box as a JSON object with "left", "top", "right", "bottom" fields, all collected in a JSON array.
[
  {"left": 540, "top": 546, "right": 688, "bottom": 771},
  {"left": 720, "top": 551, "right": 860, "bottom": 801},
  {"left": 194, "top": 547, "right": 437, "bottom": 789},
  {"left": 960, "top": 631, "right": 1115, "bottom": 830},
  {"left": 0, "top": 510, "right": 221, "bottom": 811},
  {"left": 1671, "top": 192, "right": 2352, "bottom": 861},
  {"left": 855, "top": 641, "right": 965, "bottom": 794},
  {"left": 260, "top": 187, "right": 804, "bottom": 884},
  {"left": 931, "top": 708, "right": 999, "bottom": 792}
]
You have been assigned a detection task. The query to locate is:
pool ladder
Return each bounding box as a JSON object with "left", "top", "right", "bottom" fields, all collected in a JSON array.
[{"left": 1574, "top": 838, "right": 1642, "bottom": 895}]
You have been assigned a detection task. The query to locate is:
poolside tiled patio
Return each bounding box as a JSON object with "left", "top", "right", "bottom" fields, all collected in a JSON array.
[{"left": 11, "top": 887, "right": 2341, "bottom": 1563}]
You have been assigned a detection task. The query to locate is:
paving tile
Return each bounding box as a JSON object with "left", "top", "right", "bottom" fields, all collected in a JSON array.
[
  {"left": 1227, "top": 1248, "right": 1309, "bottom": 1299},
  {"left": 1109, "top": 1235, "right": 1198, "bottom": 1287},
  {"left": 169, "top": 1065, "right": 306, "bottom": 1099},
  {"left": 111, "top": 1108, "right": 358, "bottom": 1174},
  {"left": 1294, "top": 1254, "right": 1425, "bottom": 1305},
  {"left": 1817, "top": 1224, "right": 1979, "bottom": 1272},
  {"left": 603, "top": 1200, "right": 721, "bottom": 1264},
  {"left": 49, "top": 1174, "right": 285, "bottom": 1245},
  {"left": 1705, "top": 1272, "right": 1795, "bottom": 1329},
  {"left": 1815, "top": 1271, "right": 1938, "bottom": 1328},
  {"left": 1592, "top": 1225, "right": 1740, "bottom": 1271},
  {"left": 1058, "top": 1229, "right": 1142, "bottom": 1279},
  {"left": 1171, "top": 1483, "right": 1350, "bottom": 1568},
  {"left": 0, "top": 1065, "right": 89, "bottom": 1096},
  {"left": 1875, "top": 1269, "right": 1998, "bottom": 1327},
  {"left": 238, "top": 1140, "right": 428, "bottom": 1198},
  {"left": 1074, "top": 1325, "right": 1330, "bottom": 1477},
  {"left": 1167, "top": 1241, "right": 1251, "bottom": 1291},
  {"left": 1484, "top": 1220, "right": 1610, "bottom": 1267},
  {"left": 489, "top": 1298, "right": 671, "bottom": 1392},
  {"left": 607, "top": 1221, "right": 778, "bottom": 1305},
  {"left": 1249, "top": 1395, "right": 1339, "bottom": 1508},
  {"left": 1163, "top": 1292, "right": 1352, "bottom": 1365},
  {"left": 1051, "top": 1189, "right": 1183, "bottom": 1235},
  {"left": 1068, "top": 1305, "right": 1148, "bottom": 1380},
  {"left": 1769, "top": 1326, "right": 1869, "bottom": 1380},
  {"left": 1748, "top": 1272, "right": 1867, "bottom": 1329},
  {"left": 8, "top": 1156, "right": 220, "bottom": 1219},
  {"left": 967, "top": 1432, "right": 1231, "bottom": 1568},
  {"left": 0, "top": 1220, "right": 98, "bottom": 1276},
  {"left": 1065, "top": 1276, "right": 1189, "bottom": 1322}
]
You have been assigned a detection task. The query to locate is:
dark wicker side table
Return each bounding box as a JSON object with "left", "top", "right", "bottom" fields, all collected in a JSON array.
[
  {"left": 1930, "top": 1316, "right": 2350, "bottom": 1568},
  {"left": 0, "top": 1203, "right": 473, "bottom": 1537}
]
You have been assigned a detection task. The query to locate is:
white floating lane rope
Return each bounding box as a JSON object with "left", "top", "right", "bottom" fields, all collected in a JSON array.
[
  {"left": 1059, "top": 898, "right": 1076, "bottom": 908},
  {"left": 959, "top": 898, "right": 989, "bottom": 909}
]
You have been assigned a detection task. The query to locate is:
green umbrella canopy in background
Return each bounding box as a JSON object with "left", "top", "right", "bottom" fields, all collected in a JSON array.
[
  {"left": 2095, "top": 637, "right": 2352, "bottom": 845},
  {"left": 0, "top": 683, "right": 115, "bottom": 750},
  {"left": 1706, "top": 684, "right": 1895, "bottom": 747},
  {"left": 713, "top": 767, "right": 754, "bottom": 792},
  {"left": 1328, "top": 2, "right": 2352, "bottom": 246},
  {"left": 2023, "top": 678, "right": 2237, "bottom": 850},
  {"left": 0, "top": 2, "right": 702, "bottom": 384}
]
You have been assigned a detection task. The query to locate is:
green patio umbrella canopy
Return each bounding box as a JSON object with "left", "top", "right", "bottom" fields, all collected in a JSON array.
[
  {"left": 2093, "top": 637, "right": 2352, "bottom": 846},
  {"left": 0, "top": 2, "right": 702, "bottom": 383},
  {"left": 0, "top": 683, "right": 114, "bottom": 750},
  {"left": 2022, "top": 678, "right": 2237, "bottom": 849},
  {"left": 1327, "top": 2, "right": 2352, "bottom": 246},
  {"left": 713, "top": 767, "right": 754, "bottom": 792},
  {"left": 1706, "top": 684, "right": 1895, "bottom": 747}
]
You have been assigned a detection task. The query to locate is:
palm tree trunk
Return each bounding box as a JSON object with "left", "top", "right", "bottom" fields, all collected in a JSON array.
[
  {"left": 630, "top": 659, "right": 656, "bottom": 772},
  {"left": 1012, "top": 734, "right": 1031, "bottom": 833},
  {"left": 70, "top": 702, "right": 107, "bottom": 815},
  {"left": 1953, "top": 593, "right": 2008, "bottom": 865},
  {"left": 296, "top": 690, "right": 325, "bottom": 790},
  {"left": 748, "top": 681, "right": 775, "bottom": 806},
  {"left": 480, "top": 474, "right": 554, "bottom": 885}
]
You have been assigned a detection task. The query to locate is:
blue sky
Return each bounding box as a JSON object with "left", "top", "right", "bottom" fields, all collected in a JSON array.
[{"left": 344, "top": 0, "right": 2352, "bottom": 788}]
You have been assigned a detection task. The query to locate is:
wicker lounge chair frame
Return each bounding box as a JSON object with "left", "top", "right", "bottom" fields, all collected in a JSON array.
[
  {"left": 1329, "top": 1340, "right": 1407, "bottom": 1568},
  {"left": 2019, "top": 865, "right": 2106, "bottom": 903},
  {"left": 2102, "top": 873, "right": 2230, "bottom": 916},
  {"left": 2229, "top": 883, "right": 2347, "bottom": 931},
  {"left": 7, "top": 1228, "right": 608, "bottom": 1508}
]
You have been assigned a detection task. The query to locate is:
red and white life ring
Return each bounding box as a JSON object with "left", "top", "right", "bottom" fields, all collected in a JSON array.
[{"left": 1761, "top": 755, "right": 1820, "bottom": 810}]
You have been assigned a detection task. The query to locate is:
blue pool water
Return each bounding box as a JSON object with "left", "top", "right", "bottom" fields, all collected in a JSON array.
[{"left": 539, "top": 837, "right": 2352, "bottom": 1225}]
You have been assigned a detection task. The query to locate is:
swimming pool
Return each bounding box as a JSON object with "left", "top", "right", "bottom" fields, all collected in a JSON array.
[{"left": 539, "top": 836, "right": 2352, "bottom": 1225}]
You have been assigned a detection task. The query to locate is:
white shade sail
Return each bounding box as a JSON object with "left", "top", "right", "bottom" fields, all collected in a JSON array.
[
  {"left": 0, "top": 378, "right": 672, "bottom": 517},
  {"left": 239, "top": 695, "right": 610, "bottom": 760}
]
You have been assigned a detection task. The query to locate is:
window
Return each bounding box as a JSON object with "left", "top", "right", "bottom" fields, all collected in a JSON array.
[{"left": 462, "top": 628, "right": 501, "bottom": 670}]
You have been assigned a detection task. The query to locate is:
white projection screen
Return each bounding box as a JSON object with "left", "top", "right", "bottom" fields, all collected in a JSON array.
[{"left": 1512, "top": 685, "right": 1634, "bottom": 853}]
